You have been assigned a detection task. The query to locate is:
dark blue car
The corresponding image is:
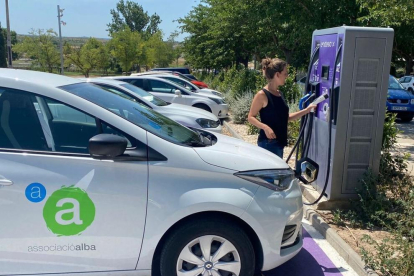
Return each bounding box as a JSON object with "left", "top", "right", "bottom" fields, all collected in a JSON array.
[{"left": 386, "top": 75, "right": 414, "bottom": 122}]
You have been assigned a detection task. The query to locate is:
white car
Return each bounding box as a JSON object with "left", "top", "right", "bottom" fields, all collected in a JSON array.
[
  {"left": 82, "top": 78, "right": 222, "bottom": 133},
  {"left": 399, "top": 75, "right": 414, "bottom": 93},
  {"left": 0, "top": 69, "right": 315, "bottom": 276},
  {"left": 131, "top": 72, "right": 224, "bottom": 97},
  {"left": 106, "top": 76, "right": 230, "bottom": 118}
]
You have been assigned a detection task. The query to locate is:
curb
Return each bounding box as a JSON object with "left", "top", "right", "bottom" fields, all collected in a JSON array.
[
  {"left": 224, "top": 121, "right": 378, "bottom": 276},
  {"left": 303, "top": 206, "right": 378, "bottom": 276},
  {"left": 223, "top": 120, "right": 244, "bottom": 140}
]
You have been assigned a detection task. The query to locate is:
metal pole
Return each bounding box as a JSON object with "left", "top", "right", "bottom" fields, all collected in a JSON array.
[
  {"left": 57, "top": 5, "right": 64, "bottom": 75},
  {"left": 5, "top": 0, "right": 12, "bottom": 67}
]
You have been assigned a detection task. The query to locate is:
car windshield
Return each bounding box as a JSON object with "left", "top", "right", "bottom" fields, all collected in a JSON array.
[
  {"left": 60, "top": 83, "right": 203, "bottom": 146},
  {"left": 119, "top": 83, "right": 169, "bottom": 106},
  {"left": 389, "top": 75, "right": 405, "bottom": 90}
]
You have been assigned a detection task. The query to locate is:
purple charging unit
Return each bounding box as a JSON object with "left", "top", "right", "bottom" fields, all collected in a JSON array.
[{"left": 306, "top": 27, "right": 394, "bottom": 202}]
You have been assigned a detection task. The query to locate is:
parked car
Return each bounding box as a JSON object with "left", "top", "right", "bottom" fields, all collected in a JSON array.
[
  {"left": 83, "top": 78, "right": 222, "bottom": 133},
  {"left": 0, "top": 69, "right": 312, "bottom": 276},
  {"left": 399, "top": 75, "right": 414, "bottom": 93},
  {"left": 387, "top": 75, "right": 414, "bottom": 122},
  {"left": 151, "top": 67, "right": 191, "bottom": 75},
  {"left": 134, "top": 70, "right": 209, "bottom": 89},
  {"left": 149, "top": 67, "right": 201, "bottom": 85},
  {"left": 106, "top": 75, "right": 229, "bottom": 118},
  {"left": 134, "top": 73, "right": 223, "bottom": 97}
]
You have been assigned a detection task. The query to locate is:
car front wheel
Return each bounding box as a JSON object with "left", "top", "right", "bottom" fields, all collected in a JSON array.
[
  {"left": 398, "top": 113, "right": 414, "bottom": 122},
  {"left": 160, "top": 218, "right": 255, "bottom": 276}
]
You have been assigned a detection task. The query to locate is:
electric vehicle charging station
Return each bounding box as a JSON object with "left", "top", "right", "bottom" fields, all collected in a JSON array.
[{"left": 297, "top": 26, "right": 394, "bottom": 202}]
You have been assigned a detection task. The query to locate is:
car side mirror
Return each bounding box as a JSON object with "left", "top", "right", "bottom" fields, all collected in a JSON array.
[
  {"left": 174, "top": 90, "right": 182, "bottom": 97},
  {"left": 295, "top": 157, "right": 319, "bottom": 184},
  {"left": 89, "top": 134, "right": 127, "bottom": 160}
]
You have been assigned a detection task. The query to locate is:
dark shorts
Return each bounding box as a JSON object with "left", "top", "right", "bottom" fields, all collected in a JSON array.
[{"left": 257, "top": 139, "right": 284, "bottom": 159}]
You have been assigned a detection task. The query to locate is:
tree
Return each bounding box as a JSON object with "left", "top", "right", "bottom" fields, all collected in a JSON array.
[
  {"left": 109, "top": 27, "right": 143, "bottom": 72},
  {"left": 64, "top": 38, "right": 110, "bottom": 77},
  {"left": 0, "top": 23, "right": 7, "bottom": 67},
  {"left": 107, "top": 0, "right": 161, "bottom": 37},
  {"left": 14, "top": 29, "right": 60, "bottom": 73}
]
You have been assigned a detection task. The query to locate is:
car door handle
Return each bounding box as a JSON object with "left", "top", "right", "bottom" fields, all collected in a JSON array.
[{"left": 0, "top": 177, "right": 13, "bottom": 186}]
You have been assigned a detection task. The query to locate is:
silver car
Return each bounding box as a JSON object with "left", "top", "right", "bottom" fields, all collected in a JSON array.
[
  {"left": 106, "top": 76, "right": 230, "bottom": 119},
  {"left": 83, "top": 78, "right": 222, "bottom": 133},
  {"left": 0, "top": 69, "right": 308, "bottom": 276}
]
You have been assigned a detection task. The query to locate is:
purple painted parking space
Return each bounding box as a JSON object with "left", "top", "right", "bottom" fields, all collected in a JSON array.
[{"left": 264, "top": 228, "right": 343, "bottom": 276}]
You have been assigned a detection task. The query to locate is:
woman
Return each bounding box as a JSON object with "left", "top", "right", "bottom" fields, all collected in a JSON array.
[{"left": 248, "top": 58, "right": 316, "bottom": 159}]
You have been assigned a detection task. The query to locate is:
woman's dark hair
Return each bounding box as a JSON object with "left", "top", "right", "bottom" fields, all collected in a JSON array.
[{"left": 261, "top": 58, "right": 287, "bottom": 81}]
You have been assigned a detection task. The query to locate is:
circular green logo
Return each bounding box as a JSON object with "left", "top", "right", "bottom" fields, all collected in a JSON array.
[{"left": 43, "top": 186, "right": 95, "bottom": 236}]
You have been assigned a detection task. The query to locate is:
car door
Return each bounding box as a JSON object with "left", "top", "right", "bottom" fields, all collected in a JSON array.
[
  {"left": 147, "top": 79, "right": 188, "bottom": 105},
  {"left": 0, "top": 87, "right": 148, "bottom": 275}
]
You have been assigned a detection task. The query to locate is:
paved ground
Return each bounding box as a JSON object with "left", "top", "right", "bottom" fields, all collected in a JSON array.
[
  {"left": 264, "top": 220, "right": 358, "bottom": 276},
  {"left": 395, "top": 119, "right": 414, "bottom": 175}
]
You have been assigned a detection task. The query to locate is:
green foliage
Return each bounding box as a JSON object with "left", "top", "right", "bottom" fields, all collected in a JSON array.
[
  {"left": 107, "top": 0, "right": 161, "bottom": 38},
  {"left": 231, "top": 92, "right": 253, "bottom": 124},
  {"left": 0, "top": 23, "right": 7, "bottom": 68},
  {"left": 14, "top": 29, "right": 60, "bottom": 73},
  {"left": 108, "top": 26, "right": 142, "bottom": 73},
  {"left": 287, "top": 100, "right": 301, "bottom": 146},
  {"left": 64, "top": 38, "right": 110, "bottom": 77},
  {"left": 335, "top": 112, "right": 414, "bottom": 276}
]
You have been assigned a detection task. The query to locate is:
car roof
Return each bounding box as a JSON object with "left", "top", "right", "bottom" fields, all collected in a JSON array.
[
  {"left": 81, "top": 78, "right": 128, "bottom": 86},
  {"left": 0, "top": 68, "right": 83, "bottom": 88}
]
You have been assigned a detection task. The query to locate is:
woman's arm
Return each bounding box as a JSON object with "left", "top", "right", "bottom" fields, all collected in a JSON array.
[
  {"left": 288, "top": 104, "right": 317, "bottom": 122},
  {"left": 248, "top": 91, "right": 276, "bottom": 139}
]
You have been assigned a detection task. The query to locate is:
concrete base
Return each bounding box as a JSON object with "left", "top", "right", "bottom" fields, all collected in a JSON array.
[{"left": 301, "top": 183, "right": 352, "bottom": 210}]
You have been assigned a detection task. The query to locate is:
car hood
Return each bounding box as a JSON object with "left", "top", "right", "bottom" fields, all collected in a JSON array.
[
  {"left": 193, "top": 133, "right": 289, "bottom": 171},
  {"left": 159, "top": 103, "right": 218, "bottom": 121},
  {"left": 388, "top": 89, "right": 414, "bottom": 99},
  {"left": 198, "top": 88, "right": 223, "bottom": 96}
]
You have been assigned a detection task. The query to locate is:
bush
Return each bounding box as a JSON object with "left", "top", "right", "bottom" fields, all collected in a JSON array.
[
  {"left": 336, "top": 112, "right": 414, "bottom": 276},
  {"left": 231, "top": 92, "right": 253, "bottom": 124}
]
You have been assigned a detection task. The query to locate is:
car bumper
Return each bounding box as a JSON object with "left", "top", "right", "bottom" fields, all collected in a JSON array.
[
  {"left": 204, "top": 124, "right": 222, "bottom": 133},
  {"left": 386, "top": 103, "right": 414, "bottom": 113},
  {"left": 216, "top": 104, "right": 229, "bottom": 118},
  {"left": 241, "top": 179, "right": 303, "bottom": 271}
]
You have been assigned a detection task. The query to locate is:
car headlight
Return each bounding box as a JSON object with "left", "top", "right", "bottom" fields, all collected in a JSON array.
[
  {"left": 208, "top": 97, "right": 224, "bottom": 104},
  {"left": 196, "top": 118, "right": 220, "bottom": 128},
  {"left": 212, "top": 91, "right": 223, "bottom": 96},
  {"left": 411, "top": 99, "right": 414, "bottom": 105},
  {"left": 234, "top": 169, "right": 295, "bottom": 191}
]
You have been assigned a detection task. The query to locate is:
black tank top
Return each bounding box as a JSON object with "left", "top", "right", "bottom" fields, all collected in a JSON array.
[{"left": 258, "top": 88, "right": 289, "bottom": 146}]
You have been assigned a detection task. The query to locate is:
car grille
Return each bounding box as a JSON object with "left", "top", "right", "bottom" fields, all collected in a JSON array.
[
  {"left": 282, "top": 225, "right": 297, "bottom": 244},
  {"left": 387, "top": 99, "right": 409, "bottom": 104}
]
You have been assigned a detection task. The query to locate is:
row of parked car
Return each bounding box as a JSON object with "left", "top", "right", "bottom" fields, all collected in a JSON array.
[{"left": 0, "top": 68, "right": 309, "bottom": 276}]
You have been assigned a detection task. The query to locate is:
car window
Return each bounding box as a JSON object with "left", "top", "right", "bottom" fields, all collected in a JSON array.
[
  {"left": 389, "top": 75, "right": 405, "bottom": 90},
  {"left": 0, "top": 87, "right": 136, "bottom": 154},
  {"left": 149, "top": 79, "right": 177, "bottom": 94},
  {"left": 120, "top": 78, "right": 145, "bottom": 89},
  {"left": 60, "top": 83, "right": 203, "bottom": 147},
  {"left": 0, "top": 88, "right": 50, "bottom": 151},
  {"left": 401, "top": 77, "right": 412, "bottom": 83},
  {"left": 119, "top": 83, "right": 169, "bottom": 107},
  {"left": 163, "top": 77, "right": 197, "bottom": 92}
]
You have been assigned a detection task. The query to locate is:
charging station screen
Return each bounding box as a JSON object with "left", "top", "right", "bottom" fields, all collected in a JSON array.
[{"left": 322, "top": 66, "right": 330, "bottom": 80}]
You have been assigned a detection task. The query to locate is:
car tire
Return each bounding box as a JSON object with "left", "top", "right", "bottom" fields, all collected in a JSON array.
[
  {"left": 398, "top": 113, "right": 414, "bottom": 122},
  {"left": 193, "top": 103, "right": 212, "bottom": 113},
  {"left": 408, "top": 88, "right": 413, "bottom": 93},
  {"left": 159, "top": 217, "right": 256, "bottom": 276}
]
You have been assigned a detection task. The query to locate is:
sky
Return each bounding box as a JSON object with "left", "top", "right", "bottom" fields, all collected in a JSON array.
[{"left": 0, "top": 0, "right": 201, "bottom": 41}]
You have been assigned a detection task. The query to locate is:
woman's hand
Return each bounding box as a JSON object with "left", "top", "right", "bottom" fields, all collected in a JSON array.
[
  {"left": 306, "top": 104, "right": 318, "bottom": 113},
  {"left": 263, "top": 125, "right": 276, "bottom": 139}
]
